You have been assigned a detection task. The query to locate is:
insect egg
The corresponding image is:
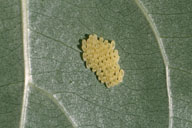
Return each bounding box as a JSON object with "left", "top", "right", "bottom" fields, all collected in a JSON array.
[{"left": 82, "top": 34, "right": 124, "bottom": 88}]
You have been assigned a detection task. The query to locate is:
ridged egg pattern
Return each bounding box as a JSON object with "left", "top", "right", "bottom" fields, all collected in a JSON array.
[{"left": 82, "top": 34, "right": 124, "bottom": 88}]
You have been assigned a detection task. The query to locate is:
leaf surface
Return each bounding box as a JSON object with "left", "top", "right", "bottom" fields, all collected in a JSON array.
[{"left": 0, "top": 0, "right": 192, "bottom": 128}]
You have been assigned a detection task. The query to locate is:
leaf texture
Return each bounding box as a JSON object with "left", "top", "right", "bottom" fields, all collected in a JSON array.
[{"left": 0, "top": 0, "right": 192, "bottom": 128}]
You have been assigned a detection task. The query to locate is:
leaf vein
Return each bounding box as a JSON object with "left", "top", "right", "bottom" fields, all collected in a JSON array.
[
  {"left": 134, "top": 0, "right": 173, "bottom": 128},
  {"left": 30, "top": 29, "right": 80, "bottom": 53},
  {"left": 30, "top": 84, "right": 77, "bottom": 128}
]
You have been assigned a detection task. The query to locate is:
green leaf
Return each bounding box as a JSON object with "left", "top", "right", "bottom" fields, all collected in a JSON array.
[{"left": 0, "top": 0, "right": 192, "bottom": 127}]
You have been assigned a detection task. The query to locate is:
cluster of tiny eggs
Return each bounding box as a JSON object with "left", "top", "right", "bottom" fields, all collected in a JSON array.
[{"left": 82, "top": 34, "right": 124, "bottom": 88}]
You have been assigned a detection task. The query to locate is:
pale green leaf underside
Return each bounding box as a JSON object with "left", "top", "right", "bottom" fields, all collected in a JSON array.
[{"left": 0, "top": 0, "right": 192, "bottom": 128}]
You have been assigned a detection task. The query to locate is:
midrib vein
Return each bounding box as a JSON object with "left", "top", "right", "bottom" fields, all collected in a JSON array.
[
  {"left": 19, "top": 1, "right": 76, "bottom": 127},
  {"left": 134, "top": 0, "right": 173, "bottom": 128},
  {"left": 19, "top": 0, "right": 32, "bottom": 128}
]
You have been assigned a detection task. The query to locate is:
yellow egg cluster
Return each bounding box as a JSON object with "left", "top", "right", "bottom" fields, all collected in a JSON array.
[{"left": 82, "top": 34, "right": 124, "bottom": 88}]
